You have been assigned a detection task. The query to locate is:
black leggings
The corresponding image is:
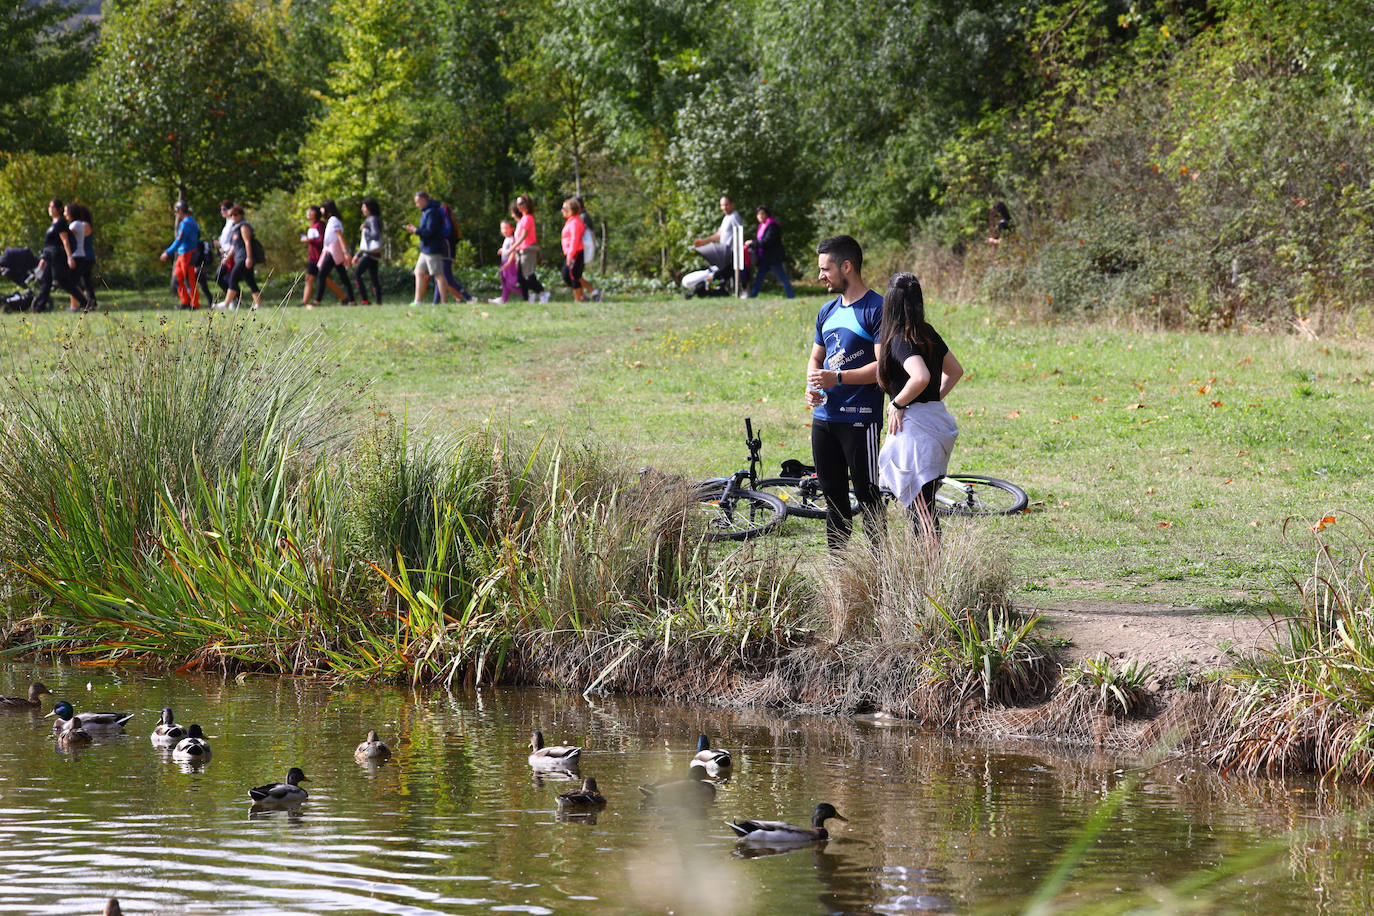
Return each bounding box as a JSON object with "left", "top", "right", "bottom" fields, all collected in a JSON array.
[
  {"left": 32, "top": 250, "right": 86, "bottom": 312},
  {"left": 353, "top": 252, "right": 381, "bottom": 303},
  {"left": 810, "top": 418, "right": 883, "bottom": 549},
  {"left": 228, "top": 260, "right": 259, "bottom": 294},
  {"left": 71, "top": 257, "right": 97, "bottom": 309},
  {"left": 561, "top": 251, "right": 584, "bottom": 288},
  {"left": 314, "top": 253, "right": 355, "bottom": 303},
  {"left": 517, "top": 251, "right": 544, "bottom": 299}
]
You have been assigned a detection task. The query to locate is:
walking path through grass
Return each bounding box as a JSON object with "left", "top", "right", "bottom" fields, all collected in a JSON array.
[{"left": 3, "top": 289, "right": 1368, "bottom": 668}]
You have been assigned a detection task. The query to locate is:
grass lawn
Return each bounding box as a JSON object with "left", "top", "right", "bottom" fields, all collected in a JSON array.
[{"left": 2, "top": 282, "right": 1369, "bottom": 612}]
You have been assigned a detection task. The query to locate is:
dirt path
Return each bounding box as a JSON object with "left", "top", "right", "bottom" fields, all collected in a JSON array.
[{"left": 1024, "top": 599, "right": 1278, "bottom": 680}]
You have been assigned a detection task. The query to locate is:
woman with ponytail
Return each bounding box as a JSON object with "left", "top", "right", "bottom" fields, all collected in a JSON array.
[{"left": 876, "top": 272, "right": 963, "bottom": 541}]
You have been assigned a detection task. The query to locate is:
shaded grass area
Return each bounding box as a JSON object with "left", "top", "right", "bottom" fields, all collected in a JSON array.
[{"left": 3, "top": 290, "right": 1368, "bottom": 611}]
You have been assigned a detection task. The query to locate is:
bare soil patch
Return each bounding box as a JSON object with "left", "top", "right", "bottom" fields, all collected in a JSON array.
[{"left": 1025, "top": 598, "right": 1278, "bottom": 680}]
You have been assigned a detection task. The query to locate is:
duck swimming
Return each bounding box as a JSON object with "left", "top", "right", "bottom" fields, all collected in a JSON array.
[
  {"left": 727, "top": 803, "right": 848, "bottom": 846},
  {"left": 151, "top": 707, "right": 188, "bottom": 746},
  {"left": 0, "top": 682, "right": 52, "bottom": 709},
  {"left": 249, "top": 767, "right": 309, "bottom": 806},
  {"left": 48, "top": 700, "right": 132, "bottom": 731},
  {"left": 354, "top": 730, "right": 391, "bottom": 762},
  {"left": 528, "top": 729, "right": 581, "bottom": 771},
  {"left": 55, "top": 715, "right": 93, "bottom": 746},
  {"left": 691, "top": 733, "right": 732, "bottom": 775},
  {"left": 557, "top": 777, "right": 608, "bottom": 812},
  {"left": 172, "top": 724, "right": 211, "bottom": 761}
]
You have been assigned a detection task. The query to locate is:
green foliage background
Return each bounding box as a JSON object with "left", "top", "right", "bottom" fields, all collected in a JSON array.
[{"left": 3, "top": 0, "right": 1374, "bottom": 325}]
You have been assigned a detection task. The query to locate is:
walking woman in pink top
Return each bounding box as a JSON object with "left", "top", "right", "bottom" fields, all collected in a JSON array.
[
  {"left": 512, "top": 194, "right": 548, "bottom": 303},
  {"left": 560, "top": 198, "right": 600, "bottom": 302}
]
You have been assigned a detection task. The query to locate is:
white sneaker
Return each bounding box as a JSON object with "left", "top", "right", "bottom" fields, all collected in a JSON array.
[
  {"left": 592, "top": 289, "right": 603, "bottom": 302},
  {"left": 539, "top": 291, "right": 551, "bottom": 303},
  {"left": 527, "top": 293, "right": 537, "bottom": 303},
  {"left": 488, "top": 297, "right": 503, "bottom": 304},
  {"left": 213, "top": 300, "right": 228, "bottom": 309}
]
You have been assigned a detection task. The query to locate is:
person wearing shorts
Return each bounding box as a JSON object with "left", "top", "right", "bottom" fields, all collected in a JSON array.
[
  {"left": 404, "top": 191, "right": 449, "bottom": 305},
  {"left": 804, "top": 234, "right": 884, "bottom": 549}
]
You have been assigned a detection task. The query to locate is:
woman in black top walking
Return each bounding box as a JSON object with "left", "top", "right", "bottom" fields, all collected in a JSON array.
[
  {"left": 352, "top": 198, "right": 384, "bottom": 304},
  {"left": 875, "top": 272, "right": 963, "bottom": 540},
  {"left": 32, "top": 198, "right": 89, "bottom": 312}
]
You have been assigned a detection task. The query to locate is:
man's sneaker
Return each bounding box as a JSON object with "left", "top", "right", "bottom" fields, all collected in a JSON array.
[
  {"left": 527, "top": 293, "right": 537, "bottom": 303},
  {"left": 591, "top": 289, "right": 603, "bottom": 302},
  {"left": 539, "top": 291, "right": 551, "bottom": 303}
]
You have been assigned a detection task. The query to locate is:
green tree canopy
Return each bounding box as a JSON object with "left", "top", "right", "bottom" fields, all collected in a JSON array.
[
  {"left": 0, "top": 0, "right": 94, "bottom": 152},
  {"left": 81, "top": 0, "right": 306, "bottom": 212}
]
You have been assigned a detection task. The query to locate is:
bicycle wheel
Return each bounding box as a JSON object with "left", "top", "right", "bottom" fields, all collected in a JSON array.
[
  {"left": 694, "top": 484, "right": 787, "bottom": 541},
  {"left": 933, "top": 474, "right": 1028, "bottom": 516}
]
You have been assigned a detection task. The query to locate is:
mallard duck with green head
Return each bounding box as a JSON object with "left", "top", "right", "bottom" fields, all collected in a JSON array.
[
  {"left": 55, "top": 715, "right": 93, "bottom": 746},
  {"left": 528, "top": 729, "right": 581, "bottom": 771},
  {"left": 151, "top": 707, "right": 188, "bottom": 746},
  {"left": 48, "top": 700, "right": 131, "bottom": 732},
  {"left": 557, "top": 777, "right": 607, "bottom": 812},
  {"left": 354, "top": 730, "right": 391, "bottom": 762},
  {"left": 172, "top": 724, "right": 211, "bottom": 761},
  {"left": 249, "top": 767, "right": 309, "bottom": 806},
  {"left": 0, "top": 682, "right": 52, "bottom": 710},
  {"left": 691, "top": 733, "right": 732, "bottom": 775},
  {"left": 727, "top": 803, "right": 848, "bottom": 846},
  {"left": 639, "top": 764, "right": 716, "bottom": 805}
]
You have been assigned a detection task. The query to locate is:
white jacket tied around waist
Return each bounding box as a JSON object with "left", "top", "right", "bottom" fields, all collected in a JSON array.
[{"left": 878, "top": 401, "right": 959, "bottom": 506}]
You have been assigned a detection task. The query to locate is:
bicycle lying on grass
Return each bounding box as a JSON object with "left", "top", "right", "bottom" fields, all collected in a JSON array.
[{"left": 694, "top": 418, "right": 1028, "bottom": 542}]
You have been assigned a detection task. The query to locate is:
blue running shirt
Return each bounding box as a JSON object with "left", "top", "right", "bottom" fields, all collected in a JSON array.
[{"left": 813, "top": 289, "right": 884, "bottom": 424}]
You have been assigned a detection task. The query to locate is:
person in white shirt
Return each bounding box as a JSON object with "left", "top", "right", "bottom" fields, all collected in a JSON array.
[{"left": 692, "top": 195, "right": 743, "bottom": 269}]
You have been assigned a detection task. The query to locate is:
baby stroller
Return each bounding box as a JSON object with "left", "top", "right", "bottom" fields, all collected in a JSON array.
[
  {"left": 0, "top": 247, "right": 38, "bottom": 313},
  {"left": 682, "top": 242, "right": 751, "bottom": 299}
]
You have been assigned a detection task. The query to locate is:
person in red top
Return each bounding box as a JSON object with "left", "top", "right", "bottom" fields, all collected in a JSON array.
[
  {"left": 560, "top": 197, "right": 600, "bottom": 302},
  {"left": 512, "top": 194, "right": 547, "bottom": 303},
  {"left": 300, "top": 205, "right": 343, "bottom": 307}
]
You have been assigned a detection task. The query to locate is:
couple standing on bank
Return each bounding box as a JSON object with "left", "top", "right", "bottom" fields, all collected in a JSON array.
[{"left": 805, "top": 235, "right": 963, "bottom": 547}]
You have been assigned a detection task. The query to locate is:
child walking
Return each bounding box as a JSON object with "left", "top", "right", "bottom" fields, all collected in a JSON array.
[{"left": 490, "top": 218, "right": 521, "bottom": 304}]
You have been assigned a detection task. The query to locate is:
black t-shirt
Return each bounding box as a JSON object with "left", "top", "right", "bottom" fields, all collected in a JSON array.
[
  {"left": 43, "top": 217, "right": 69, "bottom": 254},
  {"left": 883, "top": 327, "right": 948, "bottom": 403}
]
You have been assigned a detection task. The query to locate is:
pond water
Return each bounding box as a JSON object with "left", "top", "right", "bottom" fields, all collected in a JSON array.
[{"left": 1, "top": 667, "right": 1372, "bottom": 915}]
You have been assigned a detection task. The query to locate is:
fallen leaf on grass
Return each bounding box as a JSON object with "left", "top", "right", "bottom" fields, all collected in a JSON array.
[
  {"left": 1146, "top": 487, "right": 1155, "bottom": 494},
  {"left": 1092, "top": 396, "right": 1106, "bottom": 402},
  {"left": 1198, "top": 385, "right": 1211, "bottom": 394},
  {"left": 1158, "top": 522, "right": 1173, "bottom": 528},
  {"left": 1313, "top": 516, "right": 1337, "bottom": 533},
  {"left": 1125, "top": 403, "right": 1146, "bottom": 410},
  {"left": 1006, "top": 409, "right": 1021, "bottom": 419},
  {"left": 1211, "top": 400, "right": 1223, "bottom": 407}
]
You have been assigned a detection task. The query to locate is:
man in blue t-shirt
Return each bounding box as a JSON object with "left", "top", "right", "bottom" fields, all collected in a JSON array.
[{"left": 805, "top": 235, "right": 884, "bottom": 548}]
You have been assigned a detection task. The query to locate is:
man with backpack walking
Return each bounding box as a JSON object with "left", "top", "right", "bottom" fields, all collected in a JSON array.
[{"left": 404, "top": 191, "right": 459, "bottom": 305}]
